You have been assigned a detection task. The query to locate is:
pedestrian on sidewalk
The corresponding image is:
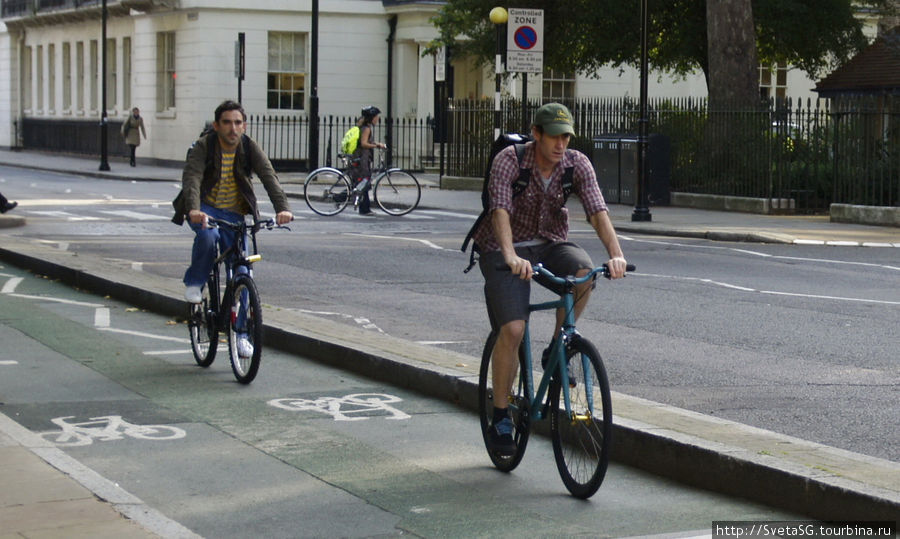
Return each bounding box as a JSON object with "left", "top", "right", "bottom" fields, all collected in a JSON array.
[
  {"left": 0, "top": 191, "right": 17, "bottom": 213},
  {"left": 349, "top": 106, "right": 387, "bottom": 216},
  {"left": 120, "top": 107, "right": 147, "bottom": 167}
]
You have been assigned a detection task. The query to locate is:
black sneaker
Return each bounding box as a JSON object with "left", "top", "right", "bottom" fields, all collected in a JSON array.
[
  {"left": 488, "top": 417, "right": 517, "bottom": 456},
  {"left": 541, "top": 342, "right": 577, "bottom": 388},
  {"left": 0, "top": 201, "right": 16, "bottom": 214}
]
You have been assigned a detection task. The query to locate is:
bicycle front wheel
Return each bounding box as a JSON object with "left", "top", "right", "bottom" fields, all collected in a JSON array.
[
  {"left": 189, "top": 275, "right": 218, "bottom": 367},
  {"left": 478, "top": 331, "right": 530, "bottom": 472},
  {"left": 373, "top": 169, "right": 421, "bottom": 216},
  {"left": 228, "top": 274, "right": 263, "bottom": 384},
  {"left": 549, "top": 337, "right": 612, "bottom": 499},
  {"left": 305, "top": 168, "right": 352, "bottom": 216}
]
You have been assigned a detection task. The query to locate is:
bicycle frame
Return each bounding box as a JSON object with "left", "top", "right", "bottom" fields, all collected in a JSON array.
[
  {"left": 519, "top": 266, "right": 593, "bottom": 422},
  {"left": 206, "top": 217, "right": 262, "bottom": 331}
]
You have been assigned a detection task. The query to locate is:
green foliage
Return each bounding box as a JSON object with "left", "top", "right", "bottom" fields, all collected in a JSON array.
[{"left": 427, "top": 0, "right": 895, "bottom": 85}]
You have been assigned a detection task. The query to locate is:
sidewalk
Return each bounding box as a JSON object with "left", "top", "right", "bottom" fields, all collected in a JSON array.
[{"left": 1, "top": 149, "right": 898, "bottom": 536}]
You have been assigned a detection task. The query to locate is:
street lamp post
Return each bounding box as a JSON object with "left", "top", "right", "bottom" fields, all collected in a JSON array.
[
  {"left": 98, "top": 0, "right": 110, "bottom": 171},
  {"left": 632, "top": 0, "right": 651, "bottom": 221},
  {"left": 489, "top": 7, "right": 507, "bottom": 142}
]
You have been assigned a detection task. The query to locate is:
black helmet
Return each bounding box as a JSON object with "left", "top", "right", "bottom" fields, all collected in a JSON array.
[{"left": 361, "top": 105, "right": 381, "bottom": 118}]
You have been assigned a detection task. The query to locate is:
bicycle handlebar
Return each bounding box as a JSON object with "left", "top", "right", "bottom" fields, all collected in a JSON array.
[
  {"left": 496, "top": 262, "right": 636, "bottom": 283},
  {"left": 206, "top": 216, "right": 291, "bottom": 233}
]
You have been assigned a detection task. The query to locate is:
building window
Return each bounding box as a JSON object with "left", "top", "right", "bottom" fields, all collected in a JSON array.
[
  {"left": 267, "top": 32, "right": 305, "bottom": 110},
  {"left": 63, "top": 42, "right": 71, "bottom": 110},
  {"left": 157, "top": 32, "right": 176, "bottom": 111},
  {"left": 76, "top": 42, "right": 84, "bottom": 111},
  {"left": 48, "top": 44, "right": 55, "bottom": 112},
  {"left": 90, "top": 40, "right": 98, "bottom": 111},
  {"left": 122, "top": 37, "right": 131, "bottom": 109},
  {"left": 106, "top": 38, "right": 116, "bottom": 110},
  {"left": 23, "top": 46, "right": 32, "bottom": 111},
  {"left": 542, "top": 68, "right": 575, "bottom": 105},
  {"left": 759, "top": 63, "right": 788, "bottom": 100},
  {"left": 36, "top": 45, "right": 43, "bottom": 111}
]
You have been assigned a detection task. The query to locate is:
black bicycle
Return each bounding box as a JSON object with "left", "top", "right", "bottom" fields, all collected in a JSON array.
[{"left": 187, "top": 216, "right": 289, "bottom": 384}]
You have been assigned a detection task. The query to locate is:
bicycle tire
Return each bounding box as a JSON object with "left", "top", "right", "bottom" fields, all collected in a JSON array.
[
  {"left": 478, "top": 331, "right": 531, "bottom": 472},
  {"left": 305, "top": 168, "right": 352, "bottom": 216},
  {"left": 189, "top": 274, "right": 218, "bottom": 367},
  {"left": 549, "top": 336, "right": 612, "bottom": 499},
  {"left": 373, "top": 169, "right": 421, "bottom": 216},
  {"left": 228, "top": 274, "right": 263, "bottom": 384}
]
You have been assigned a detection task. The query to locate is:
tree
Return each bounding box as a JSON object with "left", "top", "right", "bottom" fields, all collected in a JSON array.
[
  {"left": 706, "top": 0, "right": 758, "bottom": 107},
  {"left": 427, "top": 0, "right": 894, "bottom": 106}
]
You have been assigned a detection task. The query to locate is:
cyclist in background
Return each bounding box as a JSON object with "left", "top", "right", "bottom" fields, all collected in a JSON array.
[
  {"left": 174, "top": 100, "right": 292, "bottom": 356},
  {"left": 350, "top": 105, "right": 387, "bottom": 216},
  {"left": 471, "top": 103, "right": 628, "bottom": 456}
]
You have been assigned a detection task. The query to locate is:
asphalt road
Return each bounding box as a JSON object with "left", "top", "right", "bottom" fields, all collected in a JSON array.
[{"left": 3, "top": 166, "right": 898, "bottom": 466}]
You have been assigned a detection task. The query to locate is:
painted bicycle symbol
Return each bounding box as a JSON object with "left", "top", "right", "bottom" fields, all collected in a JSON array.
[
  {"left": 38, "top": 415, "right": 186, "bottom": 447},
  {"left": 267, "top": 393, "right": 411, "bottom": 421}
]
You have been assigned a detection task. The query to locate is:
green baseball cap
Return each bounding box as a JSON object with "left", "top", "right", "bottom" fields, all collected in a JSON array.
[{"left": 532, "top": 103, "right": 575, "bottom": 136}]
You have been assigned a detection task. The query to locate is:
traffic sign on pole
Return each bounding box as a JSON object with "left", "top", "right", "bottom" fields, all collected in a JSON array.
[{"left": 506, "top": 8, "right": 543, "bottom": 73}]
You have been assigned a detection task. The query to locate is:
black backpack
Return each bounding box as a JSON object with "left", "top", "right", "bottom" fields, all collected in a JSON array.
[{"left": 461, "top": 133, "right": 575, "bottom": 273}]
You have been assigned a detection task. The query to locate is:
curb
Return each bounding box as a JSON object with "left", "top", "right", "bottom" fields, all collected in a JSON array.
[{"left": 1, "top": 237, "right": 897, "bottom": 520}]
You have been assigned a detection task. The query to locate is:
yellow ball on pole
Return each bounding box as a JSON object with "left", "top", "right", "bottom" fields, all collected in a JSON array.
[{"left": 489, "top": 6, "right": 508, "bottom": 25}]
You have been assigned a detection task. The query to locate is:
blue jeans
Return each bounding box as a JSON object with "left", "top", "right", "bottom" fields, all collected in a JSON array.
[{"left": 183, "top": 204, "right": 250, "bottom": 332}]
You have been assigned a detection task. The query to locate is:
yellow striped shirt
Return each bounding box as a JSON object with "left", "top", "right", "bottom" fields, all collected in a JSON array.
[{"left": 205, "top": 151, "right": 250, "bottom": 214}]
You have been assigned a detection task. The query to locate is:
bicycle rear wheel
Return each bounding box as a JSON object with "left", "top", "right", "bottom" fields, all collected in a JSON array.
[
  {"left": 478, "top": 331, "right": 530, "bottom": 472},
  {"left": 305, "top": 169, "right": 352, "bottom": 216},
  {"left": 549, "top": 336, "right": 612, "bottom": 499},
  {"left": 228, "top": 274, "right": 262, "bottom": 384},
  {"left": 189, "top": 274, "right": 218, "bottom": 367},
  {"left": 373, "top": 169, "right": 421, "bottom": 216}
]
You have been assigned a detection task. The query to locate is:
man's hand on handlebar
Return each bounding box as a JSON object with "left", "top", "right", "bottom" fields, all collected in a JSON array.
[
  {"left": 275, "top": 211, "right": 293, "bottom": 225},
  {"left": 188, "top": 209, "right": 209, "bottom": 228},
  {"left": 606, "top": 256, "right": 628, "bottom": 279},
  {"left": 504, "top": 253, "right": 533, "bottom": 280}
]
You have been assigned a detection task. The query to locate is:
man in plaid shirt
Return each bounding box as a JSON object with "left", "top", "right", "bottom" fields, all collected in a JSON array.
[{"left": 473, "top": 103, "right": 628, "bottom": 456}]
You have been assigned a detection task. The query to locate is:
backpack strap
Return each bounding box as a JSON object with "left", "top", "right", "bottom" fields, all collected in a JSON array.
[{"left": 462, "top": 143, "right": 532, "bottom": 273}]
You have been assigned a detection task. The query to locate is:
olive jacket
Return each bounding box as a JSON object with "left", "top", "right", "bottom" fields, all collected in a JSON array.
[
  {"left": 120, "top": 115, "right": 146, "bottom": 146},
  {"left": 172, "top": 133, "right": 290, "bottom": 225}
]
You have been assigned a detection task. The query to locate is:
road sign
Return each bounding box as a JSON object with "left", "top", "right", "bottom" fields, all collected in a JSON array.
[{"left": 506, "top": 8, "right": 543, "bottom": 73}]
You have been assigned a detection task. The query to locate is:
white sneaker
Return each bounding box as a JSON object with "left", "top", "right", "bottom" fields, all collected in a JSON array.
[
  {"left": 236, "top": 334, "right": 254, "bottom": 358},
  {"left": 184, "top": 285, "right": 202, "bottom": 303}
]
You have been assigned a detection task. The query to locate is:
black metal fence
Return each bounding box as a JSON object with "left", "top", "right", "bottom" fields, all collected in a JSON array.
[
  {"left": 446, "top": 96, "right": 900, "bottom": 210},
  {"left": 246, "top": 114, "right": 434, "bottom": 172}
]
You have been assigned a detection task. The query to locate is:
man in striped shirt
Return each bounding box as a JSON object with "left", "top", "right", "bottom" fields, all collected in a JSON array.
[
  {"left": 179, "top": 100, "right": 293, "bottom": 357},
  {"left": 473, "top": 103, "right": 628, "bottom": 456}
]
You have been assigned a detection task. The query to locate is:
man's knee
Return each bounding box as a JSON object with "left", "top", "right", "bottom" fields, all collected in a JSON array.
[{"left": 498, "top": 319, "right": 526, "bottom": 344}]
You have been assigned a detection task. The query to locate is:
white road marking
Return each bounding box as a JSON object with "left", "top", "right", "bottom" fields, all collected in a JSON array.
[
  {"left": 345, "top": 232, "right": 446, "bottom": 250},
  {"left": 1, "top": 277, "right": 23, "bottom": 293},
  {"left": 96, "top": 327, "right": 190, "bottom": 343},
  {"left": 416, "top": 209, "right": 478, "bottom": 220},
  {"left": 634, "top": 272, "right": 900, "bottom": 306},
  {"left": 26, "top": 210, "right": 106, "bottom": 221},
  {"left": 6, "top": 293, "right": 104, "bottom": 308},
  {"left": 97, "top": 210, "right": 169, "bottom": 220},
  {"left": 0, "top": 360, "right": 18, "bottom": 365},
  {"left": 94, "top": 307, "right": 110, "bottom": 328}
]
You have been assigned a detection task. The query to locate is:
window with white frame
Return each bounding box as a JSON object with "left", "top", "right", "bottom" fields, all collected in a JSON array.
[
  {"left": 63, "top": 42, "right": 71, "bottom": 111},
  {"left": 156, "top": 32, "right": 175, "bottom": 111},
  {"left": 542, "top": 67, "right": 575, "bottom": 105},
  {"left": 23, "top": 46, "right": 32, "bottom": 111},
  {"left": 267, "top": 32, "right": 305, "bottom": 110},
  {"left": 90, "top": 40, "right": 98, "bottom": 111},
  {"left": 76, "top": 41, "right": 84, "bottom": 111},
  {"left": 106, "top": 38, "right": 116, "bottom": 110},
  {"left": 759, "top": 63, "right": 788, "bottom": 100},
  {"left": 122, "top": 37, "right": 131, "bottom": 109}
]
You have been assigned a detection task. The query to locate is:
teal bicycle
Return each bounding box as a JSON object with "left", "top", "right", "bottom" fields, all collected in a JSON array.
[{"left": 478, "top": 262, "right": 634, "bottom": 498}]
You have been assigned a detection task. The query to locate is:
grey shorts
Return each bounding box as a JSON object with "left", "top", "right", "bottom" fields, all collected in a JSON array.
[{"left": 479, "top": 241, "right": 594, "bottom": 330}]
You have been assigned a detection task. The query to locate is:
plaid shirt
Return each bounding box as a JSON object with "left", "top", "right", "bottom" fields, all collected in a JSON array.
[{"left": 472, "top": 142, "right": 608, "bottom": 252}]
